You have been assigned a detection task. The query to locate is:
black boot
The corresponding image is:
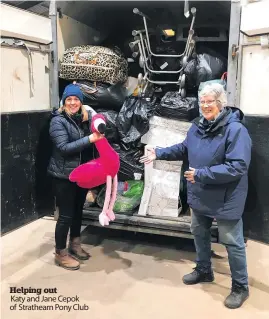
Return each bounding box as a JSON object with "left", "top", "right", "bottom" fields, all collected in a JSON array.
[
  {"left": 224, "top": 282, "right": 249, "bottom": 309},
  {"left": 182, "top": 267, "right": 214, "bottom": 285}
]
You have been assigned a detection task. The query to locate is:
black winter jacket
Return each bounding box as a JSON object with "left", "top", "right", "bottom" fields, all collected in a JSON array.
[{"left": 47, "top": 109, "right": 94, "bottom": 179}]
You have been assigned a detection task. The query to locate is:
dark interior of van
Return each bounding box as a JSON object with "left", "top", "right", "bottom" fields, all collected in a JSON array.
[
  {"left": 55, "top": 1, "right": 232, "bottom": 219},
  {"left": 58, "top": 1, "right": 231, "bottom": 89}
]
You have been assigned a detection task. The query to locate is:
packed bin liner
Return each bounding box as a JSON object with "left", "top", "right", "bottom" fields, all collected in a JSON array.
[
  {"left": 195, "top": 45, "right": 228, "bottom": 66},
  {"left": 76, "top": 81, "right": 128, "bottom": 112},
  {"left": 116, "top": 96, "right": 157, "bottom": 148},
  {"left": 155, "top": 92, "right": 199, "bottom": 121},
  {"left": 95, "top": 109, "right": 120, "bottom": 144},
  {"left": 111, "top": 145, "right": 144, "bottom": 181},
  {"left": 59, "top": 45, "right": 128, "bottom": 85},
  {"left": 119, "top": 148, "right": 144, "bottom": 181},
  {"left": 184, "top": 53, "right": 226, "bottom": 89},
  {"left": 97, "top": 180, "right": 144, "bottom": 214}
]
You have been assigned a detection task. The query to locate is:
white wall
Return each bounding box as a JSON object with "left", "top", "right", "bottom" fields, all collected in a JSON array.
[
  {"left": 239, "top": 45, "right": 269, "bottom": 115},
  {"left": 238, "top": 0, "right": 269, "bottom": 115},
  {"left": 0, "top": 4, "right": 52, "bottom": 113},
  {"left": 241, "top": 0, "right": 269, "bottom": 36},
  {"left": 1, "top": 44, "right": 51, "bottom": 113},
  {"left": 0, "top": 4, "right": 52, "bottom": 44}
]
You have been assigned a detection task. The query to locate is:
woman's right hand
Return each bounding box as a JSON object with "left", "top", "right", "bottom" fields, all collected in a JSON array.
[
  {"left": 139, "top": 148, "right": 156, "bottom": 164},
  {"left": 89, "top": 132, "right": 104, "bottom": 143}
]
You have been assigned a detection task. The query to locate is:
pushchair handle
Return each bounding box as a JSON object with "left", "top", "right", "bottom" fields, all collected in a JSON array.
[{"left": 133, "top": 8, "right": 149, "bottom": 20}]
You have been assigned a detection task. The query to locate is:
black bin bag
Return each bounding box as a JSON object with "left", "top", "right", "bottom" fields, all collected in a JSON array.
[
  {"left": 184, "top": 53, "right": 226, "bottom": 89},
  {"left": 95, "top": 109, "right": 120, "bottom": 144},
  {"left": 116, "top": 96, "right": 157, "bottom": 149},
  {"left": 118, "top": 147, "right": 144, "bottom": 181},
  {"left": 156, "top": 91, "right": 199, "bottom": 121},
  {"left": 110, "top": 144, "right": 144, "bottom": 181},
  {"left": 76, "top": 81, "right": 128, "bottom": 112}
]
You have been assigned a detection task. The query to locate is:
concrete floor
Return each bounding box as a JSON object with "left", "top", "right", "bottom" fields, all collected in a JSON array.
[{"left": 1, "top": 217, "right": 269, "bottom": 319}]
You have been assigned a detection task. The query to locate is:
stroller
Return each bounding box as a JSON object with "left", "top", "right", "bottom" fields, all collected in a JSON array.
[{"left": 129, "top": 6, "right": 197, "bottom": 98}]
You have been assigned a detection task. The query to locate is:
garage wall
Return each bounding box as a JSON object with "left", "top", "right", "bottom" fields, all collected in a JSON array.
[
  {"left": 239, "top": 0, "right": 269, "bottom": 116},
  {"left": 1, "top": 3, "right": 52, "bottom": 44},
  {"left": 1, "top": 4, "right": 52, "bottom": 113},
  {"left": 243, "top": 115, "right": 269, "bottom": 244},
  {"left": 1, "top": 44, "right": 51, "bottom": 113},
  {"left": 240, "top": 0, "right": 269, "bottom": 37},
  {"left": 239, "top": 45, "right": 269, "bottom": 115},
  {"left": 1, "top": 4, "right": 54, "bottom": 234},
  {"left": 1, "top": 110, "right": 55, "bottom": 235},
  {"left": 238, "top": 0, "right": 269, "bottom": 243}
]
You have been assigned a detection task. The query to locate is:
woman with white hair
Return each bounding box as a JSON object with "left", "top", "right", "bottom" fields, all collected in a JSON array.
[{"left": 140, "top": 83, "right": 252, "bottom": 309}]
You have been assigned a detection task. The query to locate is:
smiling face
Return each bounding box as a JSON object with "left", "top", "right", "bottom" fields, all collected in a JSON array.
[
  {"left": 200, "top": 94, "right": 220, "bottom": 121},
  {"left": 64, "top": 96, "right": 81, "bottom": 115}
]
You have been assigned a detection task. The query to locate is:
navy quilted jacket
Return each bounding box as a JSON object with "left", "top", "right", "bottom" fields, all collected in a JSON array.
[
  {"left": 155, "top": 107, "right": 252, "bottom": 220},
  {"left": 47, "top": 109, "right": 94, "bottom": 179}
]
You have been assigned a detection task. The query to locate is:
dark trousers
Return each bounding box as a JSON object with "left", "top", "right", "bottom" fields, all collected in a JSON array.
[{"left": 53, "top": 178, "right": 88, "bottom": 250}]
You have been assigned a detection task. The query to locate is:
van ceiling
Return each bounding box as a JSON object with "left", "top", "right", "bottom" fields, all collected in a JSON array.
[
  {"left": 3, "top": 1, "right": 231, "bottom": 35},
  {"left": 57, "top": 1, "right": 231, "bottom": 32},
  {"left": 3, "top": 1, "right": 231, "bottom": 28}
]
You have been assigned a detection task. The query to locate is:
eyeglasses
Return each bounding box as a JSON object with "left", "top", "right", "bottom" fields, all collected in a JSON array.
[{"left": 199, "top": 100, "right": 217, "bottom": 107}]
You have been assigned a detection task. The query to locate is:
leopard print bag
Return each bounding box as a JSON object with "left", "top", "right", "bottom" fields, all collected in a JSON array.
[{"left": 59, "top": 45, "right": 128, "bottom": 85}]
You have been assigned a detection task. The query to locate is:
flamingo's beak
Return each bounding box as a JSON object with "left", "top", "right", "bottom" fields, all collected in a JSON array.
[{"left": 94, "top": 118, "right": 106, "bottom": 134}]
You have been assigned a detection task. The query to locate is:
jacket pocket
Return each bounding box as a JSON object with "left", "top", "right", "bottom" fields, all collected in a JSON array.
[{"left": 187, "top": 182, "right": 226, "bottom": 214}]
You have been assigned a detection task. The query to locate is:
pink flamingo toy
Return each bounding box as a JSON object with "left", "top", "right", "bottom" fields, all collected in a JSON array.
[{"left": 69, "top": 113, "right": 120, "bottom": 227}]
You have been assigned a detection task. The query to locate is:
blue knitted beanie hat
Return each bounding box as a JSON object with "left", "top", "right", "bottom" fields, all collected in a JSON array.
[{"left": 62, "top": 83, "right": 83, "bottom": 104}]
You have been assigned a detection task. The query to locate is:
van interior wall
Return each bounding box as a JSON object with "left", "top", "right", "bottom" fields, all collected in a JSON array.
[{"left": 58, "top": 1, "right": 231, "bottom": 95}]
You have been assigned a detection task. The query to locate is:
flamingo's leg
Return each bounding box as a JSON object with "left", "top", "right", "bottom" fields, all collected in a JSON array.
[
  {"left": 106, "top": 174, "right": 118, "bottom": 221},
  {"left": 98, "top": 175, "right": 112, "bottom": 227}
]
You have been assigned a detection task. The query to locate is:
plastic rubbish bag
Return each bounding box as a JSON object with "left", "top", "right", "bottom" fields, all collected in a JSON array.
[
  {"left": 116, "top": 96, "right": 157, "bottom": 148},
  {"left": 97, "top": 180, "right": 144, "bottom": 213},
  {"left": 156, "top": 92, "right": 199, "bottom": 121},
  {"left": 185, "top": 53, "right": 226, "bottom": 88},
  {"left": 96, "top": 109, "right": 119, "bottom": 143},
  {"left": 109, "top": 144, "right": 144, "bottom": 181},
  {"left": 118, "top": 147, "right": 144, "bottom": 181},
  {"left": 76, "top": 81, "right": 128, "bottom": 112}
]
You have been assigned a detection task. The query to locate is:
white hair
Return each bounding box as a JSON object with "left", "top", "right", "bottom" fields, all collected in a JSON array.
[{"left": 199, "top": 83, "right": 227, "bottom": 109}]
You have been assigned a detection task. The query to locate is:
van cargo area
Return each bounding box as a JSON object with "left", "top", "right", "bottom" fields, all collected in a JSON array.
[
  {"left": 58, "top": 1, "right": 231, "bottom": 95},
  {"left": 53, "top": 1, "right": 233, "bottom": 241}
]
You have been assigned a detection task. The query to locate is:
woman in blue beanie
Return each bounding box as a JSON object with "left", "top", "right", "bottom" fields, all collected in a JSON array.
[{"left": 47, "top": 83, "right": 103, "bottom": 270}]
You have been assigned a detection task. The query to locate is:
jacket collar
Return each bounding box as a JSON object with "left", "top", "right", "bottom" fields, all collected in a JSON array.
[{"left": 193, "top": 107, "right": 231, "bottom": 135}]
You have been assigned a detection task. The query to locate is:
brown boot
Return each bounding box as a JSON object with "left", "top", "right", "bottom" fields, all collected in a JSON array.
[
  {"left": 54, "top": 249, "right": 80, "bottom": 270},
  {"left": 68, "top": 237, "right": 91, "bottom": 261}
]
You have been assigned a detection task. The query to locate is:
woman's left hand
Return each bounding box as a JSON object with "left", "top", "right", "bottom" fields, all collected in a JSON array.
[
  {"left": 184, "top": 167, "right": 196, "bottom": 183},
  {"left": 89, "top": 132, "right": 105, "bottom": 143}
]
